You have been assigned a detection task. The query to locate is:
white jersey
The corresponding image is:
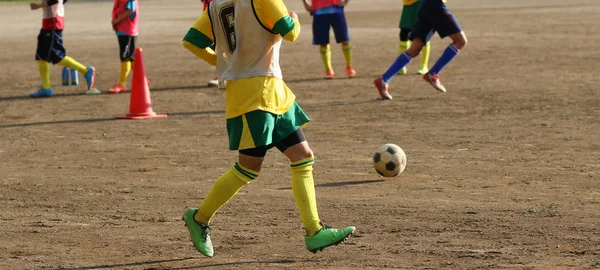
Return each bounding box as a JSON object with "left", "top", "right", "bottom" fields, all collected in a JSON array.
[
  {"left": 42, "top": 0, "right": 64, "bottom": 20},
  {"left": 208, "top": 0, "right": 283, "bottom": 82}
]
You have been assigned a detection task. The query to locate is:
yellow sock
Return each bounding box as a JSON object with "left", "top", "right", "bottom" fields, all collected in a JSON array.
[
  {"left": 420, "top": 42, "right": 431, "bottom": 70},
  {"left": 291, "top": 157, "right": 322, "bottom": 236},
  {"left": 319, "top": 45, "right": 333, "bottom": 71},
  {"left": 118, "top": 61, "right": 132, "bottom": 86},
  {"left": 193, "top": 162, "right": 257, "bottom": 225},
  {"left": 398, "top": 40, "right": 410, "bottom": 54},
  {"left": 37, "top": 60, "right": 51, "bottom": 89},
  {"left": 58, "top": 56, "right": 87, "bottom": 73},
  {"left": 342, "top": 43, "right": 353, "bottom": 68}
]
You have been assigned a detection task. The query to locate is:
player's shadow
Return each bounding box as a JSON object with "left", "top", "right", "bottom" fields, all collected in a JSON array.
[
  {"left": 0, "top": 110, "right": 225, "bottom": 129},
  {"left": 0, "top": 85, "right": 212, "bottom": 102},
  {"left": 59, "top": 258, "right": 295, "bottom": 270},
  {"left": 278, "top": 179, "right": 385, "bottom": 190}
]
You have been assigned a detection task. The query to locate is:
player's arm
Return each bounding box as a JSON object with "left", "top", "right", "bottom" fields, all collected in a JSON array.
[
  {"left": 112, "top": 0, "right": 135, "bottom": 26},
  {"left": 254, "top": 0, "right": 301, "bottom": 42},
  {"left": 182, "top": 9, "right": 217, "bottom": 66},
  {"left": 30, "top": 0, "right": 58, "bottom": 10},
  {"left": 337, "top": 0, "right": 348, "bottom": 7},
  {"left": 301, "top": 0, "right": 313, "bottom": 13}
]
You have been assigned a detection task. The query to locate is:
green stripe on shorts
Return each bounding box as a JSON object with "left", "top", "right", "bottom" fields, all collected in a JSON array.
[
  {"left": 227, "top": 102, "right": 310, "bottom": 151},
  {"left": 399, "top": 0, "right": 422, "bottom": 29}
]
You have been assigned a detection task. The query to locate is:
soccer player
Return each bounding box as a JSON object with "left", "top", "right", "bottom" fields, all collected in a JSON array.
[
  {"left": 108, "top": 0, "right": 139, "bottom": 94},
  {"left": 398, "top": 0, "right": 430, "bottom": 76},
  {"left": 374, "top": 0, "right": 467, "bottom": 99},
  {"left": 29, "top": 0, "right": 97, "bottom": 98},
  {"left": 181, "top": 0, "right": 355, "bottom": 257},
  {"left": 302, "top": 0, "right": 356, "bottom": 79}
]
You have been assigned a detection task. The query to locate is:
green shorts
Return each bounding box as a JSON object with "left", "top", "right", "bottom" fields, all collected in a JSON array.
[
  {"left": 226, "top": 102, "right": 310, "bottom": 151},
  {"left": 399, "top": 1, "right": 422, "bottom": 29}
]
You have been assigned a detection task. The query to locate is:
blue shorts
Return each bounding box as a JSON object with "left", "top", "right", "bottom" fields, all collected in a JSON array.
[
  {"left": 312, "top": 12, "right": 350, "bottom": 45},
  {"left": 35, "top": 29, "right": 66, "bottom": 64},
  {"left": 408, "top": 1, "right": 462, "bottom": 43}
]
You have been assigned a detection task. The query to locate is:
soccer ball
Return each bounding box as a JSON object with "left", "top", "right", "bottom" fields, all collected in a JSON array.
[{"left": 373, "top": 144, "right": 407, "bottom": 177}]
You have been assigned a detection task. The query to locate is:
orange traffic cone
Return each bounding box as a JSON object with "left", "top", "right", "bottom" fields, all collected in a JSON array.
[{"left": 117, "top": 48, "right": 167, "bottom": 120}]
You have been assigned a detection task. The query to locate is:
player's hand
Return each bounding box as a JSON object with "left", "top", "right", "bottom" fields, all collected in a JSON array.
[
  {"left": 289, "top": 11, "right": 298, "bottom": 20},
  {"left": 336, "top": 0, "right": 347, "bottom": 7},
  {"left": 30, "top": 3, "right": 40, "bottom": 10}
]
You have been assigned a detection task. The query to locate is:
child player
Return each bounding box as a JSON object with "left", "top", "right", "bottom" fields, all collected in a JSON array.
[
  {"left": 182, "top": 0, "right": 355, "bottom": 257},
  {"left": 108, "top": 0, "right": 139, "bottom": 94},
  {"left": 374, "top": 0, "right": 467, "bottom": 99},
  {"left": 302, "top": 0, "right": 355, "bottom": 79},
  {"left": 398, "top": 0, "right": 430, "bottom": 76},
  {"left": 29, "top": 0, "right": 97, "bottom": 98}
]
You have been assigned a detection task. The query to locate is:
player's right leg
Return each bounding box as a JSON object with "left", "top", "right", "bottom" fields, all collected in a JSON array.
[
  {"left": 31, "top": 29, "right": 55, "bottom": 97},
  {"left": 312, "top": 14, "right": 334, "bottom": 79},
  {"left": 273, "top": 103, "right": 355, "bottom": 253},
  {"left": 397, "top": 28, "right": 412, "bottom": 75},
  {"left": 109, "top": 35, "right": 136, "bottom": 93},
  {"left": 184, "top": 111, "right": 270, "bottom": 257}
]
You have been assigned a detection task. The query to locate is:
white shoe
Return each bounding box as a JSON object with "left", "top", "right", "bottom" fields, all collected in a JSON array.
[{"left": 208, "top": 77, "right": 218, "bottom": 87}]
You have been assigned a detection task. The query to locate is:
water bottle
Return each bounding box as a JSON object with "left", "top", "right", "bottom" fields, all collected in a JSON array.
[
  {"left": 62, "top": 67, "right": 69, "bottom": 86},
  {"left": 70, "top": 69, "right": 79, "bottom": 86}
]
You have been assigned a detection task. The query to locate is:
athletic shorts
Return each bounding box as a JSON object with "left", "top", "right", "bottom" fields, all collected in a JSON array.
[
  {"left": 118, "top": 35, "right": 137, "bottom": 61},
  {"left": 409, "top": 2, "right": 463, "bottom": 43},
  {"left": 312, "top": 12, "right": 350, "bottom": 45},
  {"left": 226, "top": 102, "right": 310, "bottom": 151},
  {"left": 35, "top": 29, "right": 66, "bottom": 64},
  {"left": 399, "top": 0, "right": 422, "bottom": 29}
]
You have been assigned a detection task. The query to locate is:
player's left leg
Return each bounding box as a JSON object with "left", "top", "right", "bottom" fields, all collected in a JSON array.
[
  {"left": 31, "top": 29, "right": 56, "bottom": 97},
  {"left": 272, "top": 102, "right": 355, "bottom": 253},
  {"left": 398, "top": 28, "right": 411, "bottom": 75},
  {"left": 423, "top": 6, "right": 466, "bottom": 93},
  {"left": 331, "top": 11, "right": 355, "bottom": 78}
]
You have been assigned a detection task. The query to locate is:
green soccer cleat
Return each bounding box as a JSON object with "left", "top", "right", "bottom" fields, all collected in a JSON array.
[
  {"left": 183, "top": 208, "right": 214, "bottom": 257},
  {"left": 305, "top": 224, "right": 356, "bottom": 253},
  {"left": 398, "top": 67, "right": 408, "bottom": 75},
  {"left": 417, "top": 66, "right": 429, "bottom": 75}
]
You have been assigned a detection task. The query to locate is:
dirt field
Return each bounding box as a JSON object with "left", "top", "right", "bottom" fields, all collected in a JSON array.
[{"left": 1, "top": 0, "right": 599, "bottom": 269}]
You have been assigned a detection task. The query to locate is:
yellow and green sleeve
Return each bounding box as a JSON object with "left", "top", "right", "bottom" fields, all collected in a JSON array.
[
  {"left": 253, "top": 0, "right": 300, "bottom": 42},
  {"left": 182, "top": 9, "right": 217, "bottom": 66},
  {"left": 403, "top": 0, "right": 420, "bottom": 5}
]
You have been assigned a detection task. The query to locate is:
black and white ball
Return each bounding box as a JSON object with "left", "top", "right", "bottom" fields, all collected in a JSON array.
[{"left": 373, "top": 144, "right": 407, "bottom": 177}]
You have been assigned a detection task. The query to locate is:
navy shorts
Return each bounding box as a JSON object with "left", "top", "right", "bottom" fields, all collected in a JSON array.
[
  {"left": 409, "top": 1, "right": 462, "bottom": 43},
  {"left": 312, "top": 12, "right": 350, "bottom": 45},
  {"left": 118, "top": 35, "right": 137, "bottom": 61},
  {"left": 35, "top": 29, "right": 66, "bottom": 64}
]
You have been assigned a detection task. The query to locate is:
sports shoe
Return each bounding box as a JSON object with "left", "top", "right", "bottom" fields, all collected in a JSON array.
[
  {"left": 29, "top": 87, "right": 53, "bottom": 98},
  {"left": 183, "top": 208, "right": 214, "bottom": 257},
  {"left": 325, "top": 70, "right": 334, "bottom": 79},
  {"left": 346, "top": 66, "right": 356, "bottom": 78},
  {"left": 108, "top": 84, "right": 127, "bottom": 94},
  {"left": 84, "top": 66, "right": 96, "bottom": 90},
  {"left": 208, "top": 77, "right": 218, "bottom": 87},
  {"left": 423, "top": 72, "right": 446, "bottom": 93},
  {"left": 398, "top": 67, "right": 408, "bottom": 75},
  {"left": 417, "top": 66, "right": 429, "bottom": 75},
  {"left": 373, "top": 77, "right": 392, "bottom": 100},
  {"left": 305, "top": 224, "right": 355, "bottom": 253}
]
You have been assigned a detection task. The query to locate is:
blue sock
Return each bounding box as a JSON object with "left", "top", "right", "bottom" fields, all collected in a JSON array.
[
  {"left": 429, "top": 44, "right": 460, "bottom": 75},
  {"left": 382, "top": 52, "right": 412, "bottom": 83}
]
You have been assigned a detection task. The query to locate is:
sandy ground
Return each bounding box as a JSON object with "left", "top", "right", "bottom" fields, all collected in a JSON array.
[{"left": 0, "top": 0, "right": 599, "bottom": 269}]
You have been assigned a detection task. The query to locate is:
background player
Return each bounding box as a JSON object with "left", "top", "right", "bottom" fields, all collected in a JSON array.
[
  {"left": 108, "top": 0, "right": 139, "bottom": 94},
  {"left": 302, "top": 0, "right": 355, "bottom": 79},
  {"left": 181, "top": 0, "right": 355, "bottom": 257},
  {"left": 374, "top": 0, "right": 467, "bottom": 99},
  {"left": 29, "top": 0, "right": 97, "bottom": 98},
  {"left": 398, "top": 0, "right": 430, "bottom": 75}
]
